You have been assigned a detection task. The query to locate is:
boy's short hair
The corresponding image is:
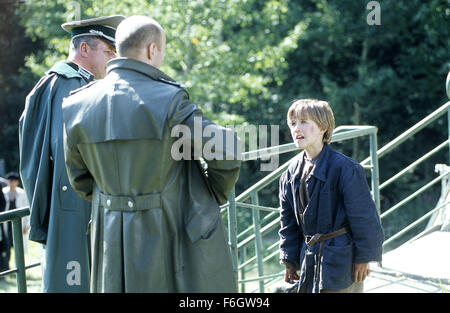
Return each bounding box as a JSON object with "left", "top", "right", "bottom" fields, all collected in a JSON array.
[{"left": 287, "top": 99, "right": 335, "bottom": 144}]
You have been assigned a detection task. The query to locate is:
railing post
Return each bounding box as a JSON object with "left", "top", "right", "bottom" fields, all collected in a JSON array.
[
  {"left": 250, "top": 191, "right": 265, "bottom": 292},
  {"left": 370, "top": 131, "right": 381, "bottom": 215},
  {"left": 239, "top": 246, "right": 246, "bottom": 292},
  {"left": 12, "top": 217, "right": 27, "bottom": 293},
  {"left": 227, "top": 188, "right": 239, "bottom": 290},
  {"left": 448, "top": 108, "right": 450, "bottom": 165}
]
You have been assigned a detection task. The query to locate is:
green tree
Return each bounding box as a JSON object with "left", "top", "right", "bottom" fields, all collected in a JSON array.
[{"left": 0, "top": 1, "right": 42, "bottom": 173}]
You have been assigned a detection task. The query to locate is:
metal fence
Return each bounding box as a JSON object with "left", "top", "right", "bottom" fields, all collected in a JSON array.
[{"left": 0, "top": 207, "right": 35, "bottom": 293}]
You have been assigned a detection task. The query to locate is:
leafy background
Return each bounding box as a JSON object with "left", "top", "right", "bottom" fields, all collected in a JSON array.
[{"left": 0, "top": 0, "right": 449, "bottom": 263}]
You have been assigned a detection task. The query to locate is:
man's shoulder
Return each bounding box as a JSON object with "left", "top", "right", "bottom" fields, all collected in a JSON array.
[
  {"left": 30, "top": 63, "right": 82, "bottom": 97},
  {"left": 46, "top": 61, "right": 82, "bottom": 80},
  {"left": 69, "top": 80, "right": 99, "bottom": 96},
  {"left": 157, "top": 77, "right": 185, "bottom": 89}
]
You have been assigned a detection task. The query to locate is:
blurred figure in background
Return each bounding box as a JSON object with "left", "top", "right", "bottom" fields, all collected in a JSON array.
[
  {"left": 0, "top": 177, "right": 8, "bottom": 276},
  {"left": 0, "top": 172, "right": 29, "bottom": 276},
  {"left": 2, "top": 172, "right": 29, "bottom": 255}
]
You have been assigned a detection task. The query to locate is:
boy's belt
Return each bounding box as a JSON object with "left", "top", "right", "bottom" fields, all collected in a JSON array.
[{"left": 305, "top": 226, "right": 350, "bottom": 247}]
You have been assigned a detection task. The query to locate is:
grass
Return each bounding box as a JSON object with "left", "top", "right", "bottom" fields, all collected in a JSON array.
[{"left": 0, "top": 239, "right": 42, "bottom": 293}]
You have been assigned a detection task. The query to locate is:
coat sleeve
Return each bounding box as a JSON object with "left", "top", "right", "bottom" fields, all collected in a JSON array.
[
  {"left": 19, "top": 74, "right": 83, "bottom": 243},
  {"left": 62, "top": 114, "right": 94, "bottom": 202},
  {"left": 167, "top": 90, "right": 241, "bottom": 205},
  {"left": 278, "top": 171, "right": 302, "bottom": 269},
  {"left": 340, "top": 163, "right": 384, "bottom": 263},
  {"left": 19, "top": 75, "right": 56, "bottom": 243}
]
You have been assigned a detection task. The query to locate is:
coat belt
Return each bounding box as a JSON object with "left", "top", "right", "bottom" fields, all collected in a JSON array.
[
  {"left": 99, "top": 191, "right": 162, "bottom": 211},
  {"left": 305, "top": 226, "right": 350, "bottom": 247}
]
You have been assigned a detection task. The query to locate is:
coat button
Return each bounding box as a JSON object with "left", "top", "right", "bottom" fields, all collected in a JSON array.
[
  {"left": 128, "top": 200, "right": 134, "bottom": 208},
  {"left": 62, "top": 185, "right": 68, "bottom": 191},
  {"left": 106, "top": 199, "right": 111, "bottom": 207}
]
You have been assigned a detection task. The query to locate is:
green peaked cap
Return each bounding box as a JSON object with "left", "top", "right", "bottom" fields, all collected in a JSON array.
[{"left": 61, "top": 15, "right": 125, "bottom": 48}]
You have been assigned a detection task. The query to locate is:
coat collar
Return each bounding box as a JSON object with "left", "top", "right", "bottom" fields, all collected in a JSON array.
[
  {"left": 46, "top": 61, "right": 94, "bottom": 82},
  {"left": 107, "top": 57, "right": 177, "bottom": 84},
  {"left": 292, "top": 143, "right": 330, "bottom": 183}
]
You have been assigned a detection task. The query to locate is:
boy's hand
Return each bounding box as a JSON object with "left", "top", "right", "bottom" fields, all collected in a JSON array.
[
  {"left": 284, "top": 263, "right": 299, "bottom": 284},
  {"left": 353, "top": 262, "right": 370, "bottom": 282}
]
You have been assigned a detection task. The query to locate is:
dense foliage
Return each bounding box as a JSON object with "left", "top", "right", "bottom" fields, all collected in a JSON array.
[{"left": 0, "top": 0, "right": 449, "bottom": 244}]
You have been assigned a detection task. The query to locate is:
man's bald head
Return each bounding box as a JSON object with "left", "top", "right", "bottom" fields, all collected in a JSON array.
[{"left": 116, "top": 15, "right": 166, "bottom": 67}]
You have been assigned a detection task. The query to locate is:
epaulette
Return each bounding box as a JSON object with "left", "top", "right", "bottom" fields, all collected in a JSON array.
[
  {"left": 158, "top": 77, "right": 185, "bottom": 89},
  {"left": 65, "top": 61, "right": 94, "bottom": 83},
  {"left": 70, "top": 80, "right": 98, "bottom": 95},
  {"left": 77, "top": 67, "right": 94, "bottom": 83}
]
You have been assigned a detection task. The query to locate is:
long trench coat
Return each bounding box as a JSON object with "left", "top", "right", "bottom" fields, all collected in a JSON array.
[
  {"left": 19, "top": 61, "right": 92, "bottom": 292},
  {"left": 62, "top": 57, "right": 241, "bottom": 292},
  {"left": 279, "top": 143, "right": 384, "bottom": 292}
]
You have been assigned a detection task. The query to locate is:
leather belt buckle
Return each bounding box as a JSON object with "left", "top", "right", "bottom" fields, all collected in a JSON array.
[{"left": 306, "top": 233, "right": 323, "bottom": 247}]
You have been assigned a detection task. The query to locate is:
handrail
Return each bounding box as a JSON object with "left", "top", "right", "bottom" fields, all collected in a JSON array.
[
  {"left": 361, "top": 101, "right": 450, "bottom": 165},
  {"left": 379, "top": 139, "right": 450, "bottom": 190},
  {"left": 380, "top": 172, "right": 450, "bottom": 220},
  {"left": 0, "top": 206, "right": 29, "bottom": 223},
  {"left": 382, "top": 200, "right": 450, "bottom": 248},
  {"left": 241, "top": 125, "right": 377, "bottom": 161},
  {"left": 0, "top": 207, "right": 30, "bottom": 293}
]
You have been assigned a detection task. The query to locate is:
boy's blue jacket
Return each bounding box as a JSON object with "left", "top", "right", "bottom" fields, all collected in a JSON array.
[{"left": 279, "top": 143, "right": 384, "bottom": 291}]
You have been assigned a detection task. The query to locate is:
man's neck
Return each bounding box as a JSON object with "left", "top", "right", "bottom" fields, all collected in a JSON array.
[{"left": 68, "top": 57, "right": 86, "bottom": 71}]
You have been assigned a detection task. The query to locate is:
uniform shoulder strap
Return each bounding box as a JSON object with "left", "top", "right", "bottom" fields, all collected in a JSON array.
[
  {"left": 69, "top": 80, "right": 98, "bottom": 95},
  {"left": 158, "top": 77, "right": 185, "bottom": 89}
]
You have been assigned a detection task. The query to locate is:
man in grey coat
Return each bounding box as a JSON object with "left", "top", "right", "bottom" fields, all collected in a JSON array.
[
  {"left": 62, "top": 15, "right": 241, "bottom": 292},
  {"left": 19, "top": 15, "right": 124, "bottom": 292}
]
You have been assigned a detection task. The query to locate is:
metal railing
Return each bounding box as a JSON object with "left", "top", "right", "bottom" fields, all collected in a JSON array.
[
  {"left": 0, "top": 206, "right": 38, "bottom": 293},
  {"left": 360, "top": 101, "right": 450, "bottom": 250}
]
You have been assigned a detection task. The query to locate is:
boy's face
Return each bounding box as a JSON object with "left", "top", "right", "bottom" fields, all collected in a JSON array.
[{"left": 289, "top": 114, "right": 326, "bottom": 152}]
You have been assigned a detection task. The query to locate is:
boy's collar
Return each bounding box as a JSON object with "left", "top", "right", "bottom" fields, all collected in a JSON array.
[{"left": 293, "top": 143, "right": 330, "bottom": 182}]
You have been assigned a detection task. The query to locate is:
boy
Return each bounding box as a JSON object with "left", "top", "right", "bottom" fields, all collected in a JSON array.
[{"left": 278, "top": 99, "right": 384, "bottom": 293}]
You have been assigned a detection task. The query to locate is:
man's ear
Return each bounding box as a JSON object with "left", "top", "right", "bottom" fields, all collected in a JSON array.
[
  {"left": 147, "top": 42, "right": 157, "bottom": 60},
  {"left": 79, "top": 41, "right": 89, "bottom": 58}
]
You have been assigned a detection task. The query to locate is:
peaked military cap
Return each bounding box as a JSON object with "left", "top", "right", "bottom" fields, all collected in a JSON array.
[{"left": 61, "top": 15, "right": 125, "bottom": 48}]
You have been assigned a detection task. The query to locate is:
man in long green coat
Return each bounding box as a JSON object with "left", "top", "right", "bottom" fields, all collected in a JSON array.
[
  {"left": 62, "top": 15, "right": 241, "bottom": 292},
  {"left": 19, "top": 15, "right": 124, "bottom": 292}
]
